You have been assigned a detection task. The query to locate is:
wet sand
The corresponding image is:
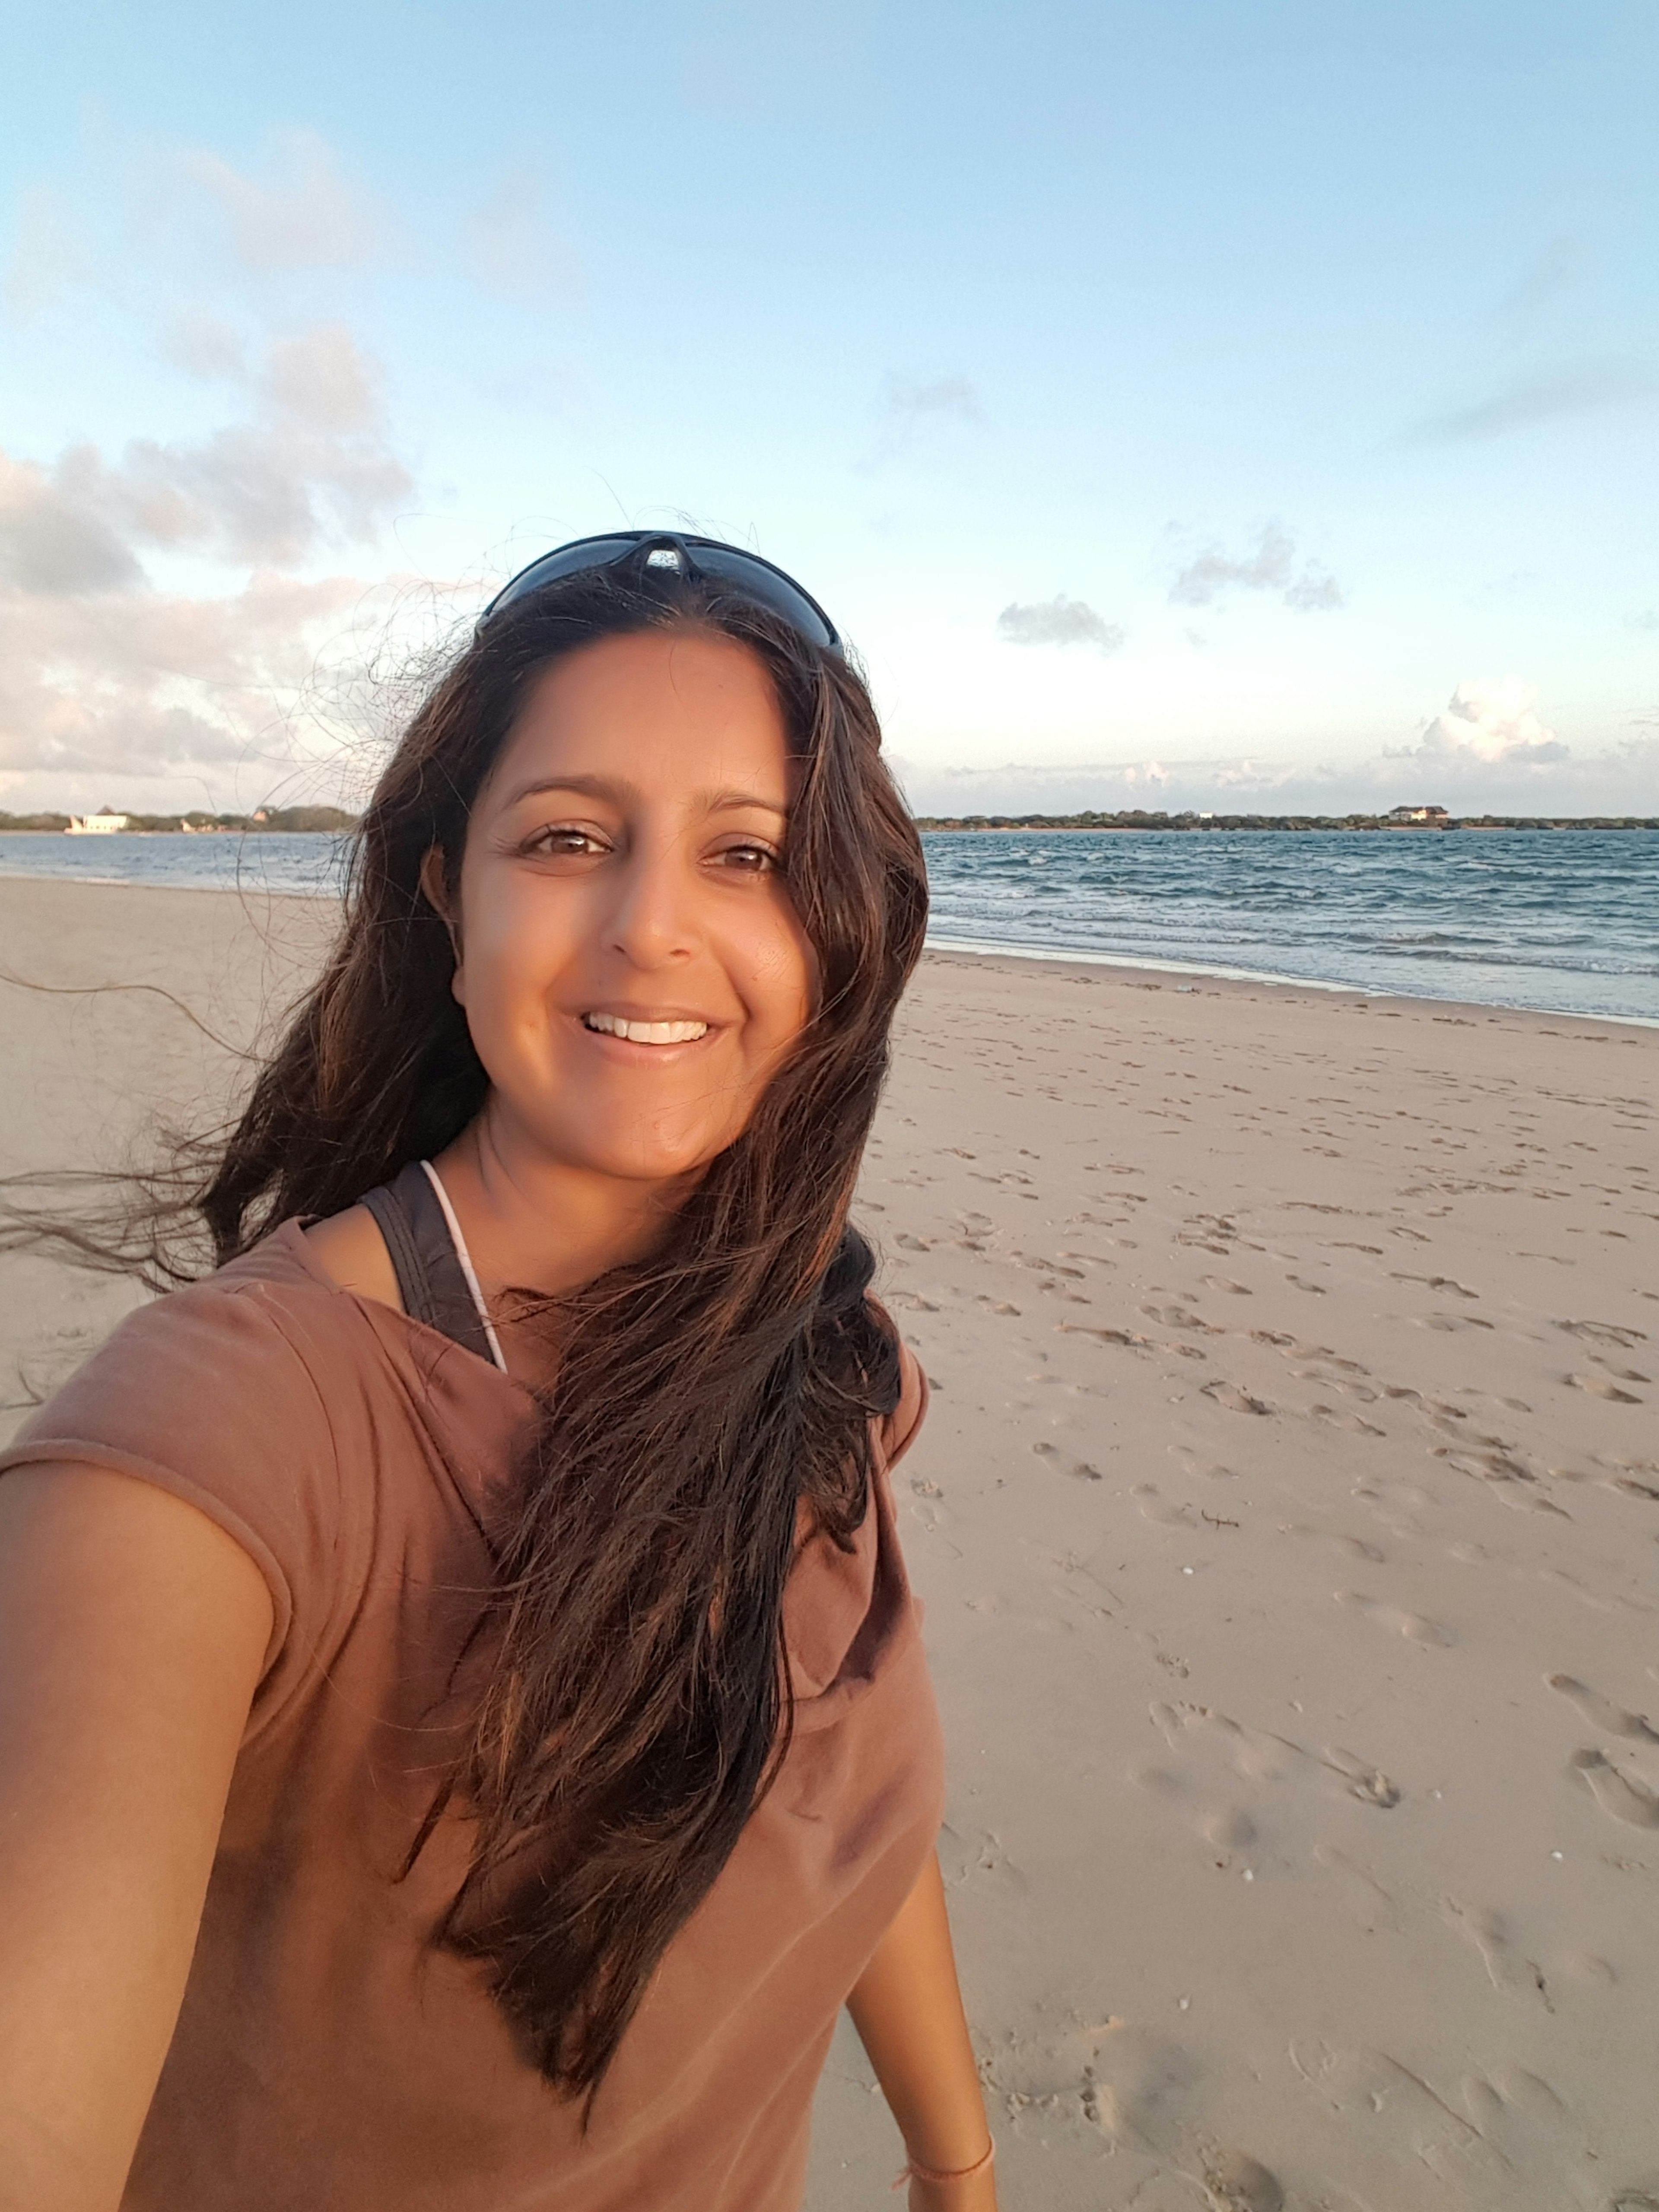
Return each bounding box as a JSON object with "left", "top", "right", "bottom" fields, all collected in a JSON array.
[{"left": 3, "top": 879, "right": 1657, "bottom": 2209}]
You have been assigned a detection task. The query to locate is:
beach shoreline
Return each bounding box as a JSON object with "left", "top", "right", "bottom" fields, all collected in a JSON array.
[
  {"left": 4, "top": 859, "right": 1655, "bottom": 1032},
  {"left": 3, "top": 877, "right": 1657, "bottom": 2209}
]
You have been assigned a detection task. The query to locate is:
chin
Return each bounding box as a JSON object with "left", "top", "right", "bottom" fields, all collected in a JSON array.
[{"left": 564, "top": 1125, "right": 733, "bottom": 1186}]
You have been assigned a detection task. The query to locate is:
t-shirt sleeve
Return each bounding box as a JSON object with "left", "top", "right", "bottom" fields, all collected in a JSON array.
[{"left": 0, "top": 1279, "right": 343, "bottom": 1719}]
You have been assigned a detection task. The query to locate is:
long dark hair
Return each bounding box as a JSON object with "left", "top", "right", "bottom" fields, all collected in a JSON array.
[{"left": 127, "top": 559, "right": 926, "bottom": 2094}]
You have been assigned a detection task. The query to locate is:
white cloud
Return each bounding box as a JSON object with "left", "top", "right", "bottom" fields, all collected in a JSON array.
[
  {"left": 179, "top": 128, "right": 385, "bottom": 272},
  {"left": 1169, "top": 524, "right": 1343, "bottom": 613},
  {"left": 895, "top": 678, "right": 1659, "bottom": 818},
  {"left": 997, "top": 596, "right": 1124, "bottom": 652},
  {"left": 158, "top": 307, "right": 248, "bottom": 382},
  {"left": 1405, "top": 361, "right": 1658, "bottom": 444},
  {"left": 0, "top": 324, "right": 415, "bottom": 794},
  {"left": 899, "top": 743, "right": 1659, "bottom": 819},
  {"left": 862, "top": 373, "right": 983, "bottom": 467},
  {"left": 0, "top": 327, "right": 410, "bottom": 581},
  {"left": 0, "top": 452, "right": 142, "bottom": 594},
  {"left": 1406, "top": 677, "right": 1567, "bottom": 766},
  {"left": 883, "top": 374, "right": 982, "bottom": 426},
  {"left": 264, "top": 323, "right": 384, "bottom": 433},
  {"left": 0, "top": 571, "right": 362, "bottom": 780}
]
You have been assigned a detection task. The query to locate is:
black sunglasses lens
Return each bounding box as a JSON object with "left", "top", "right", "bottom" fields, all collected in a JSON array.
[
  {"left": 677, "top": 545, "right": 837, "bottom": 650},
  {"left": 488, "top": 537, "right": 642, "bottom": 612}
]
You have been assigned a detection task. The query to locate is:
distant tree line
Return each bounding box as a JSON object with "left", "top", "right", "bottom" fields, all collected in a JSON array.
[
  {"left": 0, "top": 807, "right": 359, "bottom": 834},
  {"left": 910, "top": 810, "right": 1659, "bottom": 832}
]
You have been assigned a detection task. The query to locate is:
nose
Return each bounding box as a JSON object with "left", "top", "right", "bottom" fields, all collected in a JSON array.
[{"left": 601, "top": 832, "right": 699, "bottom": 970}]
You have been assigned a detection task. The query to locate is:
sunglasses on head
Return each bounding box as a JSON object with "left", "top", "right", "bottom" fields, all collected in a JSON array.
[{"left": 480, "top": 531, "right": 843, "bottom": 657}]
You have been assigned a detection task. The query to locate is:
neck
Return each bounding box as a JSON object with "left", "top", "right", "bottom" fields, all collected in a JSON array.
[{"left": 432, "top": 1101, "right": 695, "bottom": 1307}]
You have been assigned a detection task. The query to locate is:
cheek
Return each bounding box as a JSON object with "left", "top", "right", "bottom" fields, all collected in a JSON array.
[
  {"left": 740, "top": 906, "right": 816, "bottom": 1049},
  {"left": 453, "top": 877, "right": 567, "bottom": 1032}
]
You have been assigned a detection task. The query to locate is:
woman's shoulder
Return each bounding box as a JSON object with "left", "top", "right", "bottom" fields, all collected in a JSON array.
[
  {"left": 30, "top": 1224, "right": 365, "bottom": 1430},
  {"left": 15, "top": 1225, "right": 337, "bottom": 1416},
  {"left": 0, "top": 1224, "right": 362, "bottom": 1723}
]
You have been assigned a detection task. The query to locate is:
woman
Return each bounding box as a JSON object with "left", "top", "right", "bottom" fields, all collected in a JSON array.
[{"left": 0, "top": 534, "right": 998, "bottom": 2212}]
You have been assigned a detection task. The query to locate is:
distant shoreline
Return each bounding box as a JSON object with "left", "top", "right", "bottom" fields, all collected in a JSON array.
[
  {"left": 7, "top": 811, "right": 1659, "bottom": 837},
  {"left": 0, "top": 809, "right": 354, "bottom": 836},
  {"left": 913, "top": 813, "right": 1659, "bottom": 832}
]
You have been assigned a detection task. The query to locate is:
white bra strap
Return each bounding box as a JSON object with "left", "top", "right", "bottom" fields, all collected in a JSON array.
[{"left": 419, "top": 1161, "right": 509, "bottom": 1373}]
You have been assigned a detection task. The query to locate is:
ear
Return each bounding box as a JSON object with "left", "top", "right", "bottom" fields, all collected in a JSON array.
[{"left": 418, "top": 846, "right": 467, "bottom": 1006}]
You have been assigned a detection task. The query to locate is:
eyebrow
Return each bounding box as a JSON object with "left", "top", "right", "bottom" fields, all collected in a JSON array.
[{"left": 500, "top": 774, "right": 789, "bottom": 820}]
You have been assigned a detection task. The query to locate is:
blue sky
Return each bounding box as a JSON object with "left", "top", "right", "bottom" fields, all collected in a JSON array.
[{"left": 3, "top": 0, "right": 1656, "bottom": 815}]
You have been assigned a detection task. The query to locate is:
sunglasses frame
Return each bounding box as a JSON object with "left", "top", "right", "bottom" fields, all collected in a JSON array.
[{"left": 479, "top": 531, "right": 843, "bottom": 657}]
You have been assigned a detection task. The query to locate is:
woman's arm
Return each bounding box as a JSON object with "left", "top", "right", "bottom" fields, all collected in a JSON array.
[
  {"left": 0, "top": 1463, "right": 272, "bottom": 2212},
  {"left": 846, "top": 1853, "right": 998, "bottom": 2210}
]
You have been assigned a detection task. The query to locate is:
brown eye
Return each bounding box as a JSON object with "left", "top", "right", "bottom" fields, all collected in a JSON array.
[
  {"left": 526, "top": 826, "right": 606, "bottom": 858},
  {"left": 716, "top": 841, "right": 779, "bottom": 875}
]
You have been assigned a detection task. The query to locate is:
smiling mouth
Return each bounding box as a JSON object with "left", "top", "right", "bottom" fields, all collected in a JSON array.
[{"left": 582, "top": 1011, "right": 711, "bottom": 1045}]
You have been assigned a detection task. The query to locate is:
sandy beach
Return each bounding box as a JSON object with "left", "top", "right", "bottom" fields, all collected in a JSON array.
[{"left": 3, "top": 876, "right": 1656, "bottom": 2210}]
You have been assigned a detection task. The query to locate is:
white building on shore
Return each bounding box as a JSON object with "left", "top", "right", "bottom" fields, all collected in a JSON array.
[{"left": 65, "top": 810, "right": 130, "bottom": 834}]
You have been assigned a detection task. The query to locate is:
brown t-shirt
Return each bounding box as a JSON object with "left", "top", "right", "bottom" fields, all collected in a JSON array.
[{"left": 0, "top": 1224, "right": 945, "bottom": 2212}]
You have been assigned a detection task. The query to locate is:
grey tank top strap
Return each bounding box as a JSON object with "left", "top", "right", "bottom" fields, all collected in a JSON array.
[{"left": 360, "top": 1161, "right": 498, "bottom": 1365}]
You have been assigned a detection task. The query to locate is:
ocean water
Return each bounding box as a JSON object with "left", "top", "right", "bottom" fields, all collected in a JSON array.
[
  {"left": 922, "top": 828, "right": 1659, "bottom": 1025},
  {"left": 3, "top": 828, "right": 1656, "bottom": 1024},
  {"left": 0, "top": 831, "right": 351, "bottom": 899}
]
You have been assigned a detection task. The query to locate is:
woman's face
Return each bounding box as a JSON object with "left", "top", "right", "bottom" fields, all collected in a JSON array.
[{"left": 448, "top": 627, "right": 815, "bottom": 1187}]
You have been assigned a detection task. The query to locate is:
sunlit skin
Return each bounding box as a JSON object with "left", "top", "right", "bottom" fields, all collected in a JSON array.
[{"left": 307, "top": 628, "right": 815, "bottom": 1355}]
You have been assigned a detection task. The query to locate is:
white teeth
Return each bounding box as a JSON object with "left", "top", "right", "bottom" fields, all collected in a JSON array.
[{"left": 584, "top": 1013, "right": 709, "bottom": 1045}]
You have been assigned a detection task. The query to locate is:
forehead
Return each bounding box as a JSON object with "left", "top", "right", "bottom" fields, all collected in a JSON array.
[{"left": 491, "top": 629, "right": 791, "bottom": 800}]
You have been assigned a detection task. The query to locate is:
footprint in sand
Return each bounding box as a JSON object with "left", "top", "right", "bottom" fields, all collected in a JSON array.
[
  {"left": 1133, "top": 1483, "right": 1197, "bottom": 1525},
  {"left": 1319, "top": 1747, "right": 1402, "bottom": 1808},
  {"left": 1557, "top": 1318, "right": 1648, "bottom": 1349},
  {"left": 1150, "top": 1700, "right": 1400, "bottom": 1808},
  {"left": 1549, "top": 1675, "right": 1659, "bottom": 1743},
  {"left": 1058, "top": 1322, "right": 1151, "bottom": 1353},
  {"left": 1570, "top": 1750, "right": 1659, "bottom": 1829},
  {"left": 1443, "top": 1898, "right": 1551, "bottom": 2009},
  {"left": 1141, "top": 1302, "right": 1222, "bottom": 1334},
  {"left": 1202, "top": 2149, "right": 1284, "bottom": 2212},
  {"left": 1336, "top": 1591, "right": 1455, "bottom": 1646},
  {"left": 1439, "top": 1448, "right": 1571, "bottom": 1517},
  {"left": 1567, "top": 1371, "right": 1644, "bottom": 1403},
  {"left": 1201, "top": 1380, "right": 1273, "bottom": 1416}
]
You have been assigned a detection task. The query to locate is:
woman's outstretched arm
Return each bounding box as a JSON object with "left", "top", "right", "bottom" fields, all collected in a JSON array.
[
  {"left": 0, "top": 1464, "right": 271, "bottom": 2212},
  {"left": 846, "top": 1852, "right": 998, "bottom": 2210}
]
